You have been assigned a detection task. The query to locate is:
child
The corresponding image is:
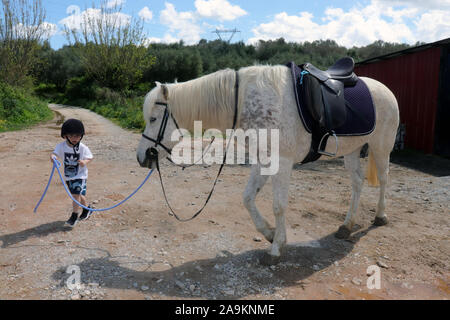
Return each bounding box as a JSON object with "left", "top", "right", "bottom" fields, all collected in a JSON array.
[{"left": 51, "top": 119, "right": 93, "bottom": 227}]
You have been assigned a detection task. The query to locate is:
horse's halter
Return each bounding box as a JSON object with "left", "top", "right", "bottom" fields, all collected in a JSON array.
[{"left": 141, "top": 101, "right": 181, "bottom": 157}]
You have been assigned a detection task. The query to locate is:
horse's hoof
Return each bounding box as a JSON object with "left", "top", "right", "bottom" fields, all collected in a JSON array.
[
  {"left": 373, "top": 216, "right": 388, "bottom": 226},
  {"left": 335, "top": 225, "right": 352, "bottom": 239},
  {"left": 260, "top": 253, "right": 281, "bottom": 266},
  {"left": 264, "top": 228, "right": 276, "bottom": 243}
]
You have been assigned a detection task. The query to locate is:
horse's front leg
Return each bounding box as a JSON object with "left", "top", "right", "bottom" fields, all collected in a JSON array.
[
  {"left": 266, "top": 156, "right": 293, "bottom": 262},
  {"left": 336, "top": 149, "right": 364, "bottom": 239},
  {"left": 243, "top": 165, "right": 274, "bottom": 242}
]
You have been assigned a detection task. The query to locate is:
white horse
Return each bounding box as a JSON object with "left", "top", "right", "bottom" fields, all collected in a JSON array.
[{"left": 136, "top": 65, "right": 399, "bottom": 262}]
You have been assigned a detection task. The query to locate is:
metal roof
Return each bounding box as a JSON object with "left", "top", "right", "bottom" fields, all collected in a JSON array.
[{"left": 356, "top": 37, "right": 450, "bottom": 65}]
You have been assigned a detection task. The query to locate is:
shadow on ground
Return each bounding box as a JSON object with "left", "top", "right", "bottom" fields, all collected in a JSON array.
[
  {"left": 0, "top": 221, "right": 71, "bottom": 248},
  {"left": 390, "top": 149, "right": 450, "bottom": 177},
  {"left": 292, "top": 149, "right": 450, "bottom": 177},
  {"left": 51, "top": 226, "right": 379, "bottom": 299}
]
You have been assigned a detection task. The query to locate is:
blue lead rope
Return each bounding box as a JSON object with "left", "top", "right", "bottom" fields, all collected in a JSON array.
[{"left": 34, "top": 158, "right": 153, "bottom": 213}]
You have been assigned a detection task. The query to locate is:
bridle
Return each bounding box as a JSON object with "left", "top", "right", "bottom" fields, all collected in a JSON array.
[
  {"left": 141, "top": 71, "right": 240, "bottom": 222},
  {"left": 142, "top": 101, "right": 207, "bottom": 169},
  {"left": 141, "top": 101, "right": 180, "bottom": 156}
]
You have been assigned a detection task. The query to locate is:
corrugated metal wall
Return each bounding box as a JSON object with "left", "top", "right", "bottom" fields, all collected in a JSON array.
[
  {"left": 355, "top": 47, "right": 442, "bottom": 154},
  {"left": 434, "top": 46, "right": 450, "bottom": 157}
]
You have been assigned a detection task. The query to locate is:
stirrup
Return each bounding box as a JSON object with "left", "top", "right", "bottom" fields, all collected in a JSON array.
[{"left": 318, "top": 131, "right": 338, "bottom": 157}]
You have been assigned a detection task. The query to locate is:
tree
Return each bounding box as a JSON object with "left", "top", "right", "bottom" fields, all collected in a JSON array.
[
  {"left": 144, "top": 46, "right": 203, "bottom": 84},
  {"left": 32, "top": 43, "right": 84, "bottom": 90},
  {"left": 62, "top": 0, "right": 155, "bottom": 91},
  {"left": 0, "top": 0, "right": 50, "bottom": 85},
  {"left": 354, "top": 40, "right": 411, "bottom": 61}
]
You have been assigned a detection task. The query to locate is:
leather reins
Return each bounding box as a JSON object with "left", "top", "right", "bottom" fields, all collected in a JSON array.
[{"left": 142, "top": 71, "right": 240, "bottom": 222}]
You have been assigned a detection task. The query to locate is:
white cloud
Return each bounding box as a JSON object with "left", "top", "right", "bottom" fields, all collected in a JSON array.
[
  {"left": 59, "top": 7, "right": 131, "bottom": 32},
  {"left": 415, "top": 10, "right": 450, "bottom": 43},
  {"left": 12, "top": 22, "right": 58, "bottom": 39},
  {"left": 249, "top": 12, "right": 321, "bottom": 44},
  {"left": 40, "top": 22, "right": 59, "bottom": 38},
  {"left": 151, "top": 1, "right": 246, "bottom": 45},
  {"left": 248, "top": 0, "right": 450, "bottom": 47},
  {"left": 144, "top": 34, "right": 180, "bottom": 46},
  {"left": 143, "top": 37, "right": 162, "bottom": 46},
  {"left": 162, "top": 33, "right": 180, "bottom": 43},
  {"left": 375, "top": 0, "right": 450, "bottom": 10},
  {"left": 139, "top": 6, "right": 153, "bottom": 22},
  {"left": 159, "top": 3, "right": 203, "bottom": 44},
  {"left": 106, "top": 0, "right": 126, "bottom": 9},
  {"left": 195, "top": 0, "right": 247, "bottom": 21}
]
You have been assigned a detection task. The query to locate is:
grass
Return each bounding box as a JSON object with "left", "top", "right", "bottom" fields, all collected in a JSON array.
[{"left": 0, "top": 82, "right": 53, "bottom": 132}]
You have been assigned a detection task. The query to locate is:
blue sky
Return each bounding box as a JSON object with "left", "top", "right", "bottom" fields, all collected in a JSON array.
[{"left": 42, "top": 0, "right": 450, "bottom": 49}]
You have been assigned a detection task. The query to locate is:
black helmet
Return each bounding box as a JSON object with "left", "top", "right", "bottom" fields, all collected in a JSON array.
[{"left": 61, "top": 119, "right": 85, "bottom": 138}]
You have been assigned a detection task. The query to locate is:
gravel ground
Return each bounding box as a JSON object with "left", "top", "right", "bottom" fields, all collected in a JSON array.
[{"left": 0, "top": 104, "right": 448, "bottom": 300}]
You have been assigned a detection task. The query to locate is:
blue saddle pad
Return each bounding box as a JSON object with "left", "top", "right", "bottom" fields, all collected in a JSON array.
[{"left": 290, "top": 63, "right": 376, "bottom": 136}]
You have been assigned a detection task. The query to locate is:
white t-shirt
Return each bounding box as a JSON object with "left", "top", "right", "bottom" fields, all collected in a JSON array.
[{"left": 53, "top": 141, "right": 93, "bottom": 181}]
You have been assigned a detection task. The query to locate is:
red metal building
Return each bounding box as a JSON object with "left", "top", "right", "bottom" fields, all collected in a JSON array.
[{"left": 355, "top": 38, "right": 450, "bottom": 157}]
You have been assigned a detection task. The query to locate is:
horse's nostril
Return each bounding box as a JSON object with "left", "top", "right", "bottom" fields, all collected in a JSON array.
[
  {"left": 146, "top": 148, "right": 152, "bottom": 159},
  {"left": 146, "top": 148, "right": 159, "bottom": 160}
]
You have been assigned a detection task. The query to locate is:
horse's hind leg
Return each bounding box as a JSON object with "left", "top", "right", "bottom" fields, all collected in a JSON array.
[
  {"left": 370, "top": 147, "right": 390, "bottom": 226},
  {"left": 336, "top": 148, "right": 364, "bottom": 239},
  {"left": 243, "top": 165, "right": 274, "bottom": 242}
]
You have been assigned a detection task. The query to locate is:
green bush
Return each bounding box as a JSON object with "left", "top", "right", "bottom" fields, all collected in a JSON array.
[
  {"left": 64, "top": 76, "right": 97, "bottom": 103},
  {"left": 94, "top": 87, "right": 124, "bottom": 104},
  {"left": 78, "top": 94, "right": 145, "bottom": 131},
  {"left": 34, "top": 83, "right": 65, "bottom": 102},
  {"left": 133, "top": 82, "right": 152, "bottom": 97},
  {"left": 0, "top": 82, "right": 53, "bottom": 132}
]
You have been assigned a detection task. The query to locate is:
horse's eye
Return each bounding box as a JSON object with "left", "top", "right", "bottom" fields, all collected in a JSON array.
[{"left": 150, "top": 117, "right": 157, "bottom": 123}]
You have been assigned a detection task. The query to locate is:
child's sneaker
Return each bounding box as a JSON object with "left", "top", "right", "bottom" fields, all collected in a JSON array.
[
  {"left": 65, "top": 212, "right": 78, "bottom": 227},
  {"left": 79, "top": 206, "right": 92, "bottom": 221}
]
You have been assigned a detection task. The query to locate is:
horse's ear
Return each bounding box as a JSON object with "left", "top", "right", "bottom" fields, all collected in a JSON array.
[
  {"left": 161, "top": 84, "right": 169, "bottom": 101},
  {"left": 155, "top": 81, "right": 161, "bottom": 87}
]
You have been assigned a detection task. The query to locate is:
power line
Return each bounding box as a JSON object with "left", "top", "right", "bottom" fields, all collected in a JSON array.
[{"left": 212, "top": 28, "right": 241, "bottom": 43}]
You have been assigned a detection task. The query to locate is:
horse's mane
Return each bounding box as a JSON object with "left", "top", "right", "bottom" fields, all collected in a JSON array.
[
  {"left": 239, "top": 64, "right": 288, "bottom": 98},
  {"left": 167, "top": 68, "right": 236, "bottom": 130},
  {"left": 161, "top": 64, "right": 289, "bottom": 130}
]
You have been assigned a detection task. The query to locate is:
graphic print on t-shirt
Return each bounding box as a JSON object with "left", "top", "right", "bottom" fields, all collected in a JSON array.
[{"left": 64, "top": 152, "right": 79, "bottom": 178}]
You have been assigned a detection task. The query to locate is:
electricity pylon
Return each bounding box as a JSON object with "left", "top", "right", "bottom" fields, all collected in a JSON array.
[{"left": 212, "top": 28, "right": 241, "bottom": 43}]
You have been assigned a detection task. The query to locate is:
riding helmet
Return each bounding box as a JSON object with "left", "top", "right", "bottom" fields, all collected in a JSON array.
[{"left": 61, "top": 119, "right": 85, "bottom": 138}]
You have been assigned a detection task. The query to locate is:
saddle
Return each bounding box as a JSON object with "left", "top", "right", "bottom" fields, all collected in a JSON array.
[
  {"left": 299, "top": 57, "right": 358, "bottom": 131},
  {"left": 287, "top": 57, "right": 362, "bottom": 163}
]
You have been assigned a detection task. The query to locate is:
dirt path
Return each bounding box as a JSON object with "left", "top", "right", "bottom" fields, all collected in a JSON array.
[{"left": 0, "top": 104, "right": 448, "bottom": 300}]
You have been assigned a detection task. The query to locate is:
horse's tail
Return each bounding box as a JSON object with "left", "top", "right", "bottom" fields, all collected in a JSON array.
[{"left": 367, "top": 149, "right": 379, "bottom": 187}]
